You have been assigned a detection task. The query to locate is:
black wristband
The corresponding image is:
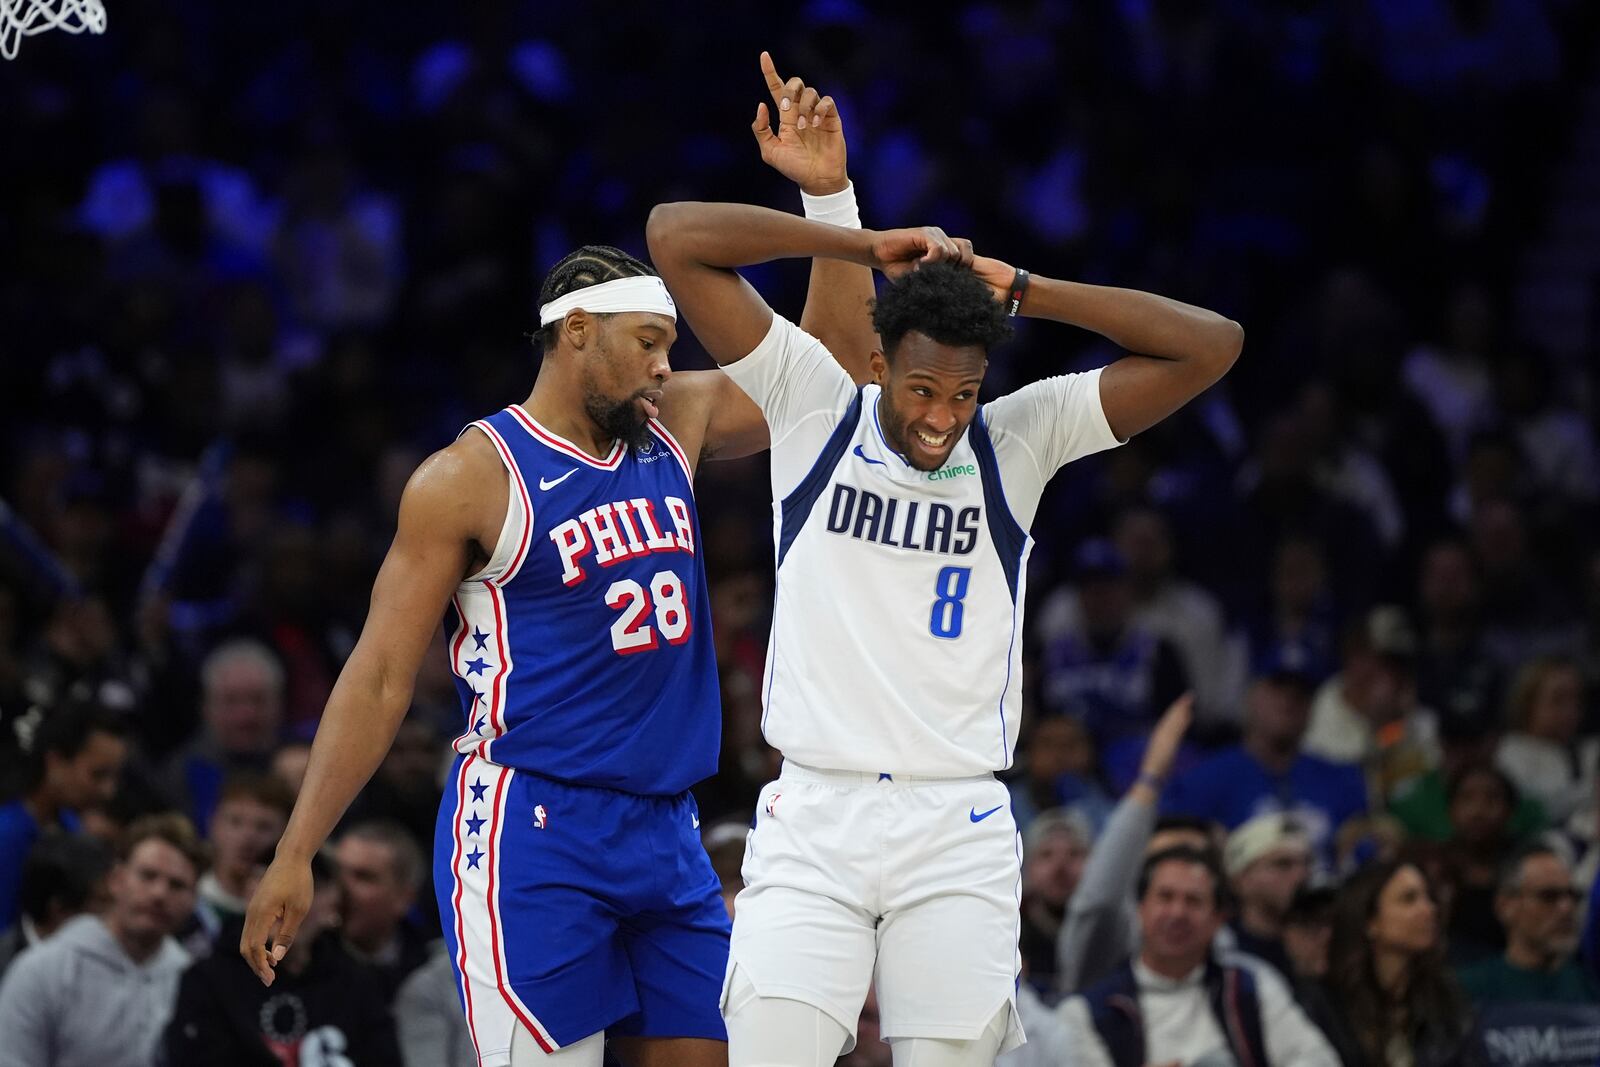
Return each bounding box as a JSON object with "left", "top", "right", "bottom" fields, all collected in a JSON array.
[{"left": 1007, "top": 268, "right": 1030, "bottom": 317}]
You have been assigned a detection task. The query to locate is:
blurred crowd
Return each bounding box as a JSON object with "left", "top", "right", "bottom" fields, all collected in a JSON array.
[{"left": 2, "top": 0, "right": 1600, "bottom": 1064}]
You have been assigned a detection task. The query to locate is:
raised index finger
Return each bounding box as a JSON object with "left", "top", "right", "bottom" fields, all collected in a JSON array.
[{"left": 760, "top": 51, "right": 785, "bottom": 102}]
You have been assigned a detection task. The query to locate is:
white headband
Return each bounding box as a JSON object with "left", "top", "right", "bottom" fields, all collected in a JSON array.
[{"left": 538, "top": 275, "right": 677, "bottom": 326}]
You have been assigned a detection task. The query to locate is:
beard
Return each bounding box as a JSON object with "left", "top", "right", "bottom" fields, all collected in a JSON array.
[{"left": 584, "top": 388, "right": 652, "bottom": 451}]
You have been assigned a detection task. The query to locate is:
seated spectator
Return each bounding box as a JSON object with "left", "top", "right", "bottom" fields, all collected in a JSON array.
[
  {"left": 164, "top": 849, "right": 401, "bottom": 1065},
  {"left": 1459, "top": 845, "right": 1598, "bottom": 1006},
  {"left": 1304, "top": 606, "right": 1440, "bottom": 805},
  {"left": 197, "top": 772, "right": 294, "bottom": 937},
  {"left": 1472, "top": 499, "right": 1581, "bottom": 669},
  {"left": 333, "top": 819, "right": 431, "bottom": 1001},
  {"left": 342, "top": 711, "right": 443, "bottom": 849},
  {"left": 1306, "top": 859, "right": 1473, "bottom": 1066},
  {"left": 1281, "top": 885, "right": 1336, "bottom": 984},
  {"left": 162, "top": 639, "right": 286, "bottom": 836},
  {"left": 1497, "top": 348, "right": 1600, "bottom": 509},
  {"left": 1584, "top": 864, "right": 1600, "bottom": 986},
  {"left": 1019, "top": 808, "right": 1090, "bottom": 995},
  {"left": 397, "top": 942, "right": 477, "bottom": 1067},
  {"left": 1059, "top": 846, "right": 1338, "bottom": 1066},
  {"left": 269, "top": 740, "right": 312, "bottom": 796},
  {"left": 1054, "top": 696, "right": 1200, "bottom": 995},
  {"left": 1415, "top": 538, "right": 1503, "bottom": 735},
  {"left": 1007, "top": 712, "right": 1112, "bottom": 836},
  {"left": 1390, "top": 715, "right": 1546, "bottom": 842},
  {"left": 1224, "top": 813, "right": 1313, "bottom": 978},
  {"left": 1496, "top": 656, "right": 1598, "bottom": 833},
  {"left": 1037, "top": 539, "right": 1192, "bottom": 791},
  {"left": 1115, "top": 506, "right": 1236, "bottom": 722},
  {"left": 0, "top": 813, "right": 204, "bottom": 1067},
  {"left": 1165, "top": 668, "right": 1366, "bottom": 871},
  {"left": 0, "top": 831, "right": 113, "bottom": 978},
  {"left": 342, "top": 711, "right": 446, "bottom": 932},
  {"left": 1296, "top": 381, "right": 1406, "bottom": 553},
  {"left": 1243, "top": 534, "right": 1341, "bottom": 691},
  {"left": 0, "top": 704, "right": 127, "bottom": 929},
  {"left": 1424, "top": 763, "right": 1525, "bottom": 965}
]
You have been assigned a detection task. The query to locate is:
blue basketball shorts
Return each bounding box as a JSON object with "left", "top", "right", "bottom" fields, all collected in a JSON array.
[{"left": 434, "top": 752, "right": 730, "bottom": 1066}]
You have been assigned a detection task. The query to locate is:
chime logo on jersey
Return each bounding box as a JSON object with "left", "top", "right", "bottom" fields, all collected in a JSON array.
[
  {"left": 824, "top": 483, "right": 981, "bottom": 555},
  {"left": 547, "top": 495, "right": 696, "bottom": 587},
  {"left": 533, "top": 804, "right": 548, "bottom": 830},
  {"left": 927, "top": 462, "right": 977, "bottom": 481}
]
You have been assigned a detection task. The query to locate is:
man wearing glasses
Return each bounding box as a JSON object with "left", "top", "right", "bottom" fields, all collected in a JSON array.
[{"left": 1459, "top": 844, "right": 1597, "bottom": 1005}]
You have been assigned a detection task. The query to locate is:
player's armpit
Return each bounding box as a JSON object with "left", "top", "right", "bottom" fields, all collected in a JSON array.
[
  {"left": 1011, "top": 274, "right": 1241, "bottom": 441},
  {"left": 656, "top": 369, "right": 770, "bottom": 464},
  {"left": 801, "top": 253, "right": 877, "bottom": 386},
  {"left": 1097, "top": 347, "right": 1238, "bottom": 442}
]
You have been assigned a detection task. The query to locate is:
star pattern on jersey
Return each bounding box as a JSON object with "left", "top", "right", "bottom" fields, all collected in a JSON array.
[
  {"left": 468, "top": 687, "right": 485, "bottom": 707},
  {"left": 471, "top": 627, "right": 490, "bottom": 651},
  {"left": 464, "top": 657, "right": 489, "bottom": 676},
  {"left": 462, "top": 773, "right": 490, "bottom": 868},
  {"left": 472, "top": 716, "right": 487, "bottom": 735}
]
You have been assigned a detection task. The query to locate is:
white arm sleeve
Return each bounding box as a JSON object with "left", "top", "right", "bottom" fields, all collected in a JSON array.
[
  {"left": 981, "top": 368, "right": 1124, "bottom": 528},
  {"left": 721, "top": 313, "right": 858, "bottom": 497}
]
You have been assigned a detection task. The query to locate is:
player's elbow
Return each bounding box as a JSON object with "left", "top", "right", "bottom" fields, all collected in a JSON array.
[
  {"left": 645, "top": 202, "right": 699, "bottom": 265},
  {"left": 1203, "top": 318, "right": 1244, "bottom": 379}
]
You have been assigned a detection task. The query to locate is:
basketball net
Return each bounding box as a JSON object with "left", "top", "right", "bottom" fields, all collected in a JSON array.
[{"left": 1, "top": 0, "right": 106, "bottom": 60}]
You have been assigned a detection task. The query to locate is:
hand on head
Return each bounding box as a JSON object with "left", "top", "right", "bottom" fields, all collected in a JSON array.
[
  {"left": 971, "top": 255, "right": 1015, "bottom": 302},
  {"left": 870, "top": 227, "right": 973, "bottom": 278}
]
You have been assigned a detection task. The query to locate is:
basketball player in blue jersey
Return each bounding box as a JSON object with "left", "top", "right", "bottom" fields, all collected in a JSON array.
[
  {"left": 239, "top": 57, "right": 893, "bottom": 1067},
  {"left": 647, "top": 200, "right": 1243, "bottom": 1066}
]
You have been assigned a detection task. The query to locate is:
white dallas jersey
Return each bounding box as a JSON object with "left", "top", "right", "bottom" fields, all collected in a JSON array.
[{"left": 724, "top": 314, "right": 1124, "bottom": 776}]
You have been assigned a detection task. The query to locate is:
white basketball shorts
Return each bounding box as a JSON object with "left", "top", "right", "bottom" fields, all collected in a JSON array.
[{"left": 724, "top": 761, "right": 1025, "bottom": 1056}]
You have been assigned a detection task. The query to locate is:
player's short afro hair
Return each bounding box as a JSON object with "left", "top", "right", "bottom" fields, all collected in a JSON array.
[{"left": 870, "top": 262, "right": 1012, "bottom": 359}]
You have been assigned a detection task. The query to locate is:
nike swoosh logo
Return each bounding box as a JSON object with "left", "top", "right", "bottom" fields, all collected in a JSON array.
[
  {"left": 970, "top": 805, "right": 1004, "bottom": 823},
  {"left": 852, "top": 444, "right": 886, "bottom": 467},
  {"left": 539, "top": 469, "right": 577, "bottom": 491},
  {"left": 691, "top": 813, "right": 700, "bottom": 829}
]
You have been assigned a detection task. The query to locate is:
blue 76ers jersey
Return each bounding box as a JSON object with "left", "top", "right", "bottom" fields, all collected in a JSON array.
[{"left": 443, "top": 405, "right": 719, "bottom": 795}]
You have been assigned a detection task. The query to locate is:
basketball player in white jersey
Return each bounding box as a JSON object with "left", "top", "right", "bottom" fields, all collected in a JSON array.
[{"left": 647, "top": 196, "right": 1242, "bottom": 1065}]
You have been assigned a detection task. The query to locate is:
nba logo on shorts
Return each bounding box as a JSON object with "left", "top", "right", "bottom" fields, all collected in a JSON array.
[
  {"left": 764, "top": 793, "right": 781, "bottom": 818},
  {"left": 533, "top": 804, "right": 548, "bottom": 830}
]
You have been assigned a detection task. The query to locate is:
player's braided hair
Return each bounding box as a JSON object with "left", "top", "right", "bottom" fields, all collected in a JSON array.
[
  {"left": 533, "top": 245, "right": 657, "bottom": 350},
  {"left": 870, "top": 261, "right": 1013, "bottom": 359}
]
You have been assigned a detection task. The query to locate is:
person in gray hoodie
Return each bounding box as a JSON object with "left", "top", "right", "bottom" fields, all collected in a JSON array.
[{"left": 0, "top": 812, "right": 204, "bottom": 1067}]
